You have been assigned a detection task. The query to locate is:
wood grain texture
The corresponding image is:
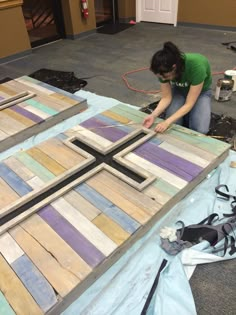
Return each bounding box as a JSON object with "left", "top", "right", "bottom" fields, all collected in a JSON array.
[
  {"left": 51, "top": 197, "right": 117, "bottom": 256},
  {"left": 11, "top": 254, "right": 58, "bottom": 312},
  {"left": 0, "top": 232, "right": 24, "bottom": 264},
  {"left": 0, "top": 76, "right": 87, "bottom": 153},
  {"left": 38, "top": 205, "right": 106, "bottom": 268},
  {"left": 92, "top": 213, "right": 130, "bottom": 245},
  {"left": 0, "top": 291, "right": 15, "bottom": 315},
  {"left": 85, "top": 177, "right": 152, "bottom": 224},
  {"left": 9, "top": 225, "right": 80, "bottom": 298},
  {"left": 21, "top": 214, "right": 92, "bottom": 280},
  {"left": 0, "top": 254, "right": 43, "bottom": 315},
  {"left": 0, "top": 178, "right": 20, "bottom": 208}
]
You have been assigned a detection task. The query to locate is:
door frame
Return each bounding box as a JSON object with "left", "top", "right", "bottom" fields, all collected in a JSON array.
[{"left": 136, "top": 0, "right": 179, "bottom": 27}]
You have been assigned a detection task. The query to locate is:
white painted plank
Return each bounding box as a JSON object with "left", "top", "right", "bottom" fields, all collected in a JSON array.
[
  {"left": 52, "top": 197, "right": 117, "bottom": 256},
  {"left": 0, "top": 232, "right": 24, "bottom": 264}
]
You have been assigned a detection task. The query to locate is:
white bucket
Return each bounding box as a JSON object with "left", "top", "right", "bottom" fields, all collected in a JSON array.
[{"left": 224, "top": 70, "right": 236, "bottom": 92}]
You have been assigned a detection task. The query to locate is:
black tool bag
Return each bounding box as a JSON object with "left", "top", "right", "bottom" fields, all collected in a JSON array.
[{"left": 29, "top": 68, "right": 88, "bottom": 93}]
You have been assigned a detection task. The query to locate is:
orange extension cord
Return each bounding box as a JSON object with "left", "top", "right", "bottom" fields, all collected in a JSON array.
[{"left": 122, "top": 66, "right": 236, "bottom": 95}]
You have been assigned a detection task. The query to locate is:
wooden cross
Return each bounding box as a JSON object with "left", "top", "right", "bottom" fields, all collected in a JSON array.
[{"left": 0, "top": 128, "right": 156, "bottom": 227}]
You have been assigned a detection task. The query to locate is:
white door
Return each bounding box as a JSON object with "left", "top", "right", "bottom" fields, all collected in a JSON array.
[{"left": 136, "top": 0, "right": 178, "bottom": 27}]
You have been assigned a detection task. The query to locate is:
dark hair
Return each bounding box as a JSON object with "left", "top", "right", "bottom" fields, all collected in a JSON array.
[{"left": 150, "top": 42, "right": 184, "bottom": 79}]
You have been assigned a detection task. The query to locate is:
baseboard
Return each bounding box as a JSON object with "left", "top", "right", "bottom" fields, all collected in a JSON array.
[
  {"left": 66, "top": 29, "right": 96, "bottom": 40},
  {"left": 0, "top": 49, "right": 32, "bottom": 65},
  {"left": 177, "top": 22, "right": 236, "bottom": 32}
]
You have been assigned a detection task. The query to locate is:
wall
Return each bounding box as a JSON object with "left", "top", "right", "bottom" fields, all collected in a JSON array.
[
  {"left": 178, "top": 0, "right": 236, "bottom": 27},
  {"left": 0, "top": 0, "right": 31, "bottom": 60},
  {"left": 118, "top": 0, "right": 136, "bottom": 20},
  {"left": 61, "top": 0, "right": 96, "bottom": 38}
]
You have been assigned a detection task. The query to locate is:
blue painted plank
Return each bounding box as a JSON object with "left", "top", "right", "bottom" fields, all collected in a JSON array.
[
  {"left": 0, "top": 291, "right": 15, "bottom": 315},
  {"left": 75, "top": 183, "right": 140, "bottom": 234},
  {"left": 0, "top": 163, "right": 32, "bottom": 196},
  {"left": 12, "top": 255, "right": 58, "bottom": 312}
]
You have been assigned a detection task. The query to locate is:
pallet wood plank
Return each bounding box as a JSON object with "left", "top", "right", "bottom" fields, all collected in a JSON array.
[
  {"left": 37, "top": 138, "right": 85, "bottom": 169},
  {"left": 27, "top": 147, "right": 66, "bottom": 176},
  {"left": 0, "top": 254, "right": 43, "bottom": 315},
  {"left": 38, "top": 205, "right": 106, "bottom": 268},
  {"left": 125, "top": 152, "right": 188, "bottom": 189},
  {"left": 92, "top": 213, "right": 130, "bottom": 246},
  {"left": 0, "top": 111, "right": 27, "bottom": 135},
  {"left": 0, "top": 291, "right": 15, "bottom": 315},
  {"left": 9, "top": 225, "right": 80, "bottom": 298},
  {"left": 0, "top": 233, "right": 24, "bottom": 264},
  {"left": 84, "top": 178, "right": 152, "bottom": 224},
  {"left": 63, "top": 190, "right": 101, "bottom": 220},
  {"left": 3, "top": 108, "right": 35, "bottom": 127},
  {"left": 4, "top": 156, "right": 35, "bottom": 182},
  {"left": 74, "top": 183, "right": 141, "bottom": 234},
  {"left": 0, "top": 77, "right": 87, "bottom": 153},
  {"left": 21, "top": 214, "right": 92, "bottom": 280},
  {"left": 0, "top": 178, "right": 19, "bottom": 208},
  {"left": 0, "top": 163, "right": 33, "bottom": 196},
  {"left": 11, "top": 255, "right": 58, "bottom": 312},
  {"left": 51, "top": 197, "right": 117, "bottom": 256}
]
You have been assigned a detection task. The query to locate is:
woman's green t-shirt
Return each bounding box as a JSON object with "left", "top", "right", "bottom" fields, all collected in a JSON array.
[{"left": 160, "top": 53, "right": 212, "bottom": 93}]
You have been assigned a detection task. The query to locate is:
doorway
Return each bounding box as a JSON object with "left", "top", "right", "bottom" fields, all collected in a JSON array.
[
  {"left": 95, "top": 0, "right": 117, "bottom": 27},
  {"left": 22, "top": 0, "right": 65, "bottom": 48},
  {"left": 136, "top": 0, "right": 178, "bottom": 27}
]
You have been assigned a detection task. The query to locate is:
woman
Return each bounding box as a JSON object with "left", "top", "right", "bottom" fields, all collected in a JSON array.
[{"left": 143, "top": 41, "right": 212, "bottom": 134}]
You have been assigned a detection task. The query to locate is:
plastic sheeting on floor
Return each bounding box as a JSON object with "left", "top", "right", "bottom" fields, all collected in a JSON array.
[
  {"left": 60, "top": 90, "right": 236, "bottom": 315},
  {"left": 1, "top": 90, "right": 235, "bottom": 315}
]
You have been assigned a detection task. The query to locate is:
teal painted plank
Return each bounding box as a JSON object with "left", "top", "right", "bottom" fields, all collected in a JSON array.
[
  {"left": 0, "top": 291, "right": 15, "bottom": 315},
  {"left": 75, "top": 183, "right": 140, "bottom": 234},
  {"left": 166, "top": 128, "right": 230, "bottom": 156},
  {"left": 152, "top": 179, "right": 179, "bottom": 196},
  {"left": 16, "top": 152, "right": 55, "bottom": 182},
  {"left": 12, "top": 254, "right": 58, "bottom": 312},
  {"left": 113, "top": 104, "right": 229, "bottom": 156},
  {"left": 25, "top": 99, "right": 58, "bottom": 116}
]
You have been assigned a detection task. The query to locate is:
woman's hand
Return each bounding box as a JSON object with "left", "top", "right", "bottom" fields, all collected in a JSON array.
[
  {"left": 143, "top": 115, "right": 155, "bottom": 129},
  {"left": 154, "top": 120, "right": 170, "bottom": 133}
]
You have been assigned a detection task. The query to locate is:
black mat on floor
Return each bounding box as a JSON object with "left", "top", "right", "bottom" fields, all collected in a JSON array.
[
  {"left": 97, "top": 23, "right": 134, "bottom": 35},
  {"left": 140, "top": 101, "right": 236, "bottom": 150},
  {"left": 0, "top": 77, "right": 12, "bottom": 84},
  {"left": 29, "top": 69, "right": 88, "bottom": 94}
]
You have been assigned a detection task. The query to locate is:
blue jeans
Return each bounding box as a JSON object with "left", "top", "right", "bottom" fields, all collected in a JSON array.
[{"left": 165, "top": 88, "right": 212, "bottom": 134}]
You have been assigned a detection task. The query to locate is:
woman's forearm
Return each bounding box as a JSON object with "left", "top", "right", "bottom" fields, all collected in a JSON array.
[{"left": 151, "top": 97, "right": 172, "bottom": 118}]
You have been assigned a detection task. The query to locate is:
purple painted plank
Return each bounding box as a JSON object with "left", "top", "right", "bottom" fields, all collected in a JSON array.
[
  {"left": 38, "top": 205, "right": 105, "bottom": 268},
  {"left": 80, "top": 117, "right": 128, "bottom": 142},
  {"left": 0, "top": 95, "right": 4, "bottom": 101},
  {"left": 134, "top": 142, "right": 203, "bottom": 181},
  {"left": 11, "top": 104, "right": 44, "bottom": 123}
]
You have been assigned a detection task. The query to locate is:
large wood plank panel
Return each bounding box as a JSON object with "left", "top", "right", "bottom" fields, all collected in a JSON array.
[
  {"left": 0, "top": 76, "right": 87, "bottom": 153},
  {"left": 0, "top": 104, "right": 231, "bottom": 314}
]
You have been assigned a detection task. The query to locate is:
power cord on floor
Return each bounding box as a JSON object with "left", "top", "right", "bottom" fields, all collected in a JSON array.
[{"left": 122, "top": 67, "right": 236, "bottom": 94}]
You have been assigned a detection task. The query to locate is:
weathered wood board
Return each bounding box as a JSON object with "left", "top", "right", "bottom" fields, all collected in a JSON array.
[
  {"left": 0, "top": 104, "right": 231, "bottom": 314},
  {"left": 0, "top": 76, "right": 87, "bottom": 153}
]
